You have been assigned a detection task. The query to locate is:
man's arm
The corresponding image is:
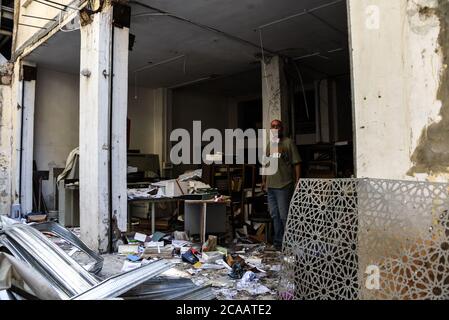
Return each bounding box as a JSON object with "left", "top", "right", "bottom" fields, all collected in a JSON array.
[
  {"left": 295, "top": 163, "right": 301, "bottom": 183},
  {"left": 262, "top": 175, "right": 267, "bottom": 192}
]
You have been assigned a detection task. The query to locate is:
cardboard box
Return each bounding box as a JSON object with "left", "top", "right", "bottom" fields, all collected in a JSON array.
[{"left": 152, "top": 179, "right": 189, "bottom": 197}]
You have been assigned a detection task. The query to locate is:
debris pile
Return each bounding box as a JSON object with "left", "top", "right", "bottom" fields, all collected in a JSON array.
[
  {"left": 0, "top": 216, "right": 215, "bottom": 300},
  {"left": 111, "top": 229, "right": 282, "bottom": 300}
]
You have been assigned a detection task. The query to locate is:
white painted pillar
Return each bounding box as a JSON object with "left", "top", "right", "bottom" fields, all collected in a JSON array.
[
  {"left": 348, "top": 0, "right": 445, "bottom": 180},
  {"left": 0, "top": 66, "right": 13, "bottom": 215},
  {"left": 18, "top": 63, "right": 36, "bottom": 215},
  {"left": 261, "top": 56, "right": 289, "bottom": 132},
  {"left": 79, "top": 4, "right": 129, "bottom": 252},
  {"left": 111, "top": 19, "right": 130, "bottom": 234}
]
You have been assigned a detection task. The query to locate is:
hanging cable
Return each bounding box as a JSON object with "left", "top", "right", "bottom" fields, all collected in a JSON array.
[
  {"left": 258, "top": 29, "right": 270, "bottom": 100},
  {"left": 293, "top": 62, "right": 310, "bottom": 120}
]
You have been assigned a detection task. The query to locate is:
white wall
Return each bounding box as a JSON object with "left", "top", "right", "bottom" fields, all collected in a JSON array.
[
  {"left": 34, "top": 67, "right": 79, "bottom": 208},
  {"left": 348, "top": 0, "right": 446, "bottom": 181},
  {"left": 0, "top": 82, "right": 12, "bottom": 214}
]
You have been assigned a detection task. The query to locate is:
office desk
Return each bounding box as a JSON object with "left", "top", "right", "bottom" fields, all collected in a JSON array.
[
  {"left": 184, "top": 199, "right": 231, "bottom": 243},
  {"left": 127, "top": 197, "right": 182, "bottom": 234}
]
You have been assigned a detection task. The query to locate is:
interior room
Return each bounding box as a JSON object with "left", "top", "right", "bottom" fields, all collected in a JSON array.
[
  {"left": 4, "top": 0, "right": 449, "bottom": 303},
  {"left": 25, "top": 0, "right": 353, "bottom": 239}
]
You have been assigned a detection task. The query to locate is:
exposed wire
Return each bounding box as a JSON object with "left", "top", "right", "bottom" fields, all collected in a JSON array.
[
  {"left": 129, "top": 1, "right": 278, "bottom": 56},
  {"left": 256, "top": 0, "right": 344, "bottom": 30},
  {"left": 258, "top": 29, "right": 270, "bottom": 101},
  {"left": 42, "top": 0, "right": 80, "bottom": 11},
  {"left": 293, "top": 62, "right": 310, "bottom": 120},
  {"left": 132, "top": 13, "right": 170, "bottom": 18},
  {"left": 293, "top": 48, "right": 343, "bottom": 61},
  {"left": 133, "top": 54, "right": 186, "bottom": 73},
  {"left": 33, "top": 0, "right": 67, "bottom": 11},
  {"left": 22, "top": 14, "right": 57, "bottom": 21},
  {"left": 18, "top": 23, "right": 47, "bottom": 29}
]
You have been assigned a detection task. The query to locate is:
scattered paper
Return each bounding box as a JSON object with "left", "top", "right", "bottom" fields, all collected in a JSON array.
[
  {"left": 200, "top": 263, "right": 225, "bottom": 270},
  {"left": 241, "top": 271, "right": 256, "bottom": 284},
  {"left": 118, "top": 244, "right": 139, "bottom": 255},
  {"left": 236, "top": 281, "right": 271, "bottom": 295},
  {"left": 145, "top": 241, "right": 165, "bottom": 248},
  {"left": 134, "top": 232, "right": 147, "bottom": 242},
  {"left": 172, "top": 240, "right": 191, "bottom": 248}
]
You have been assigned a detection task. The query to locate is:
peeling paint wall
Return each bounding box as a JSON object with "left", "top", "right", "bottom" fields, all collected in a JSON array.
[
  {"left": 348, "top": 0, "right": 446, "bottom": 181},
  {"left": 408, "top": 1, "right": 449, "bottom": 178},
  {"left": 0, "top": 65, "right": 13, "bottom": 215}
]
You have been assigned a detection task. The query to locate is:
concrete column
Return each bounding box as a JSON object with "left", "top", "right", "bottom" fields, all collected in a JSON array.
[
  {"left": 348, "top": 0, "right": 448, "bottom": 181},
  {"left": 18, "top": 63, "right": 36, "bottom": 215},
  {"left": 0, "top": 63, "right": 13, "bottom": 215},
  {"left": 79, "top": 4, "right": 129, "bottom": 252},
  {"left": 111, "top": 17, "right": 130, "bottom": 234},
  {"left": 261, "top": 56, "right": 289, "bottom": 132}
]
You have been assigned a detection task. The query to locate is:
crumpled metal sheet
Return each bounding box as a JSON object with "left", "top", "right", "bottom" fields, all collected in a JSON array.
[
  {"left": 1, "top": 220, "right": 99, "bottom": 299},
  {"left": 1, "top": 216, "right": 205, "bottom": 301},
  {"left": 0, "top": 252, "right": 61, "bottom": 300},
  {"left": 122, "top": 278, "right": 216, "bottom": 300},
  {"left": 72, "top": 260, "right": 174, "bottom": 300},
  {"left": 31, "top": 221, "right": 103, "bottom": 274}
]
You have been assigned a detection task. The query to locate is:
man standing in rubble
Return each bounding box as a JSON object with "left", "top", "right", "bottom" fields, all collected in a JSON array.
[{"left": 261, "top": 119, "right": 301, "bottom": 251}]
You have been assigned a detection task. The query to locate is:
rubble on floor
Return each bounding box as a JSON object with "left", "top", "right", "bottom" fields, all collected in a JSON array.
[
  {"left": 0, "top": 216, "right": 282, "bottom": 300},
  {"left": 0, "top": 217, "right": 217, "bottom": 300},
  {"left": 102, "top": 231, "right": 282, "bottom": 300}
]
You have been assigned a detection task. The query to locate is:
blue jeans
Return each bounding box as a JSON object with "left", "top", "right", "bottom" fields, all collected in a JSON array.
[{"left": 267, "top": 184, "right": 294, "bottom": 248}]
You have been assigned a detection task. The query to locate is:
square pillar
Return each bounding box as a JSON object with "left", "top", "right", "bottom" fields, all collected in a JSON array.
[
  {"left": 79, "top": 4, "right": 130, "bottom": 252},
  {"left": 18, "top": 63, "right": 36, "bottom": 215},
  {"left": 261, "top": 56, "right": 290, "bottom": 132}
]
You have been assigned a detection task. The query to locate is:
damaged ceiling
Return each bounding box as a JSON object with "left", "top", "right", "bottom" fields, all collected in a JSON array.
[{"left": 26, "top": 0, "right": 349, "bottom": 88}]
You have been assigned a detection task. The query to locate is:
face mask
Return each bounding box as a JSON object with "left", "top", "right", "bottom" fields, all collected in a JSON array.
[{"left": 270, "top": 129, "right": 280, "bottom": 143}]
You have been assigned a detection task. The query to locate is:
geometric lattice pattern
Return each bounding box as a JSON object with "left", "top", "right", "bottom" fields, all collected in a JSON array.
[{"left": 279, "top": 179, "right": 449, "bottom": 300}]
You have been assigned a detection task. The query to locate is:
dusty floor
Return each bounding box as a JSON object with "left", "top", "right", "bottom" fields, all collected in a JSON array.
[{"left": 98, "top": 244, "right": 282, "bottom": 300}]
